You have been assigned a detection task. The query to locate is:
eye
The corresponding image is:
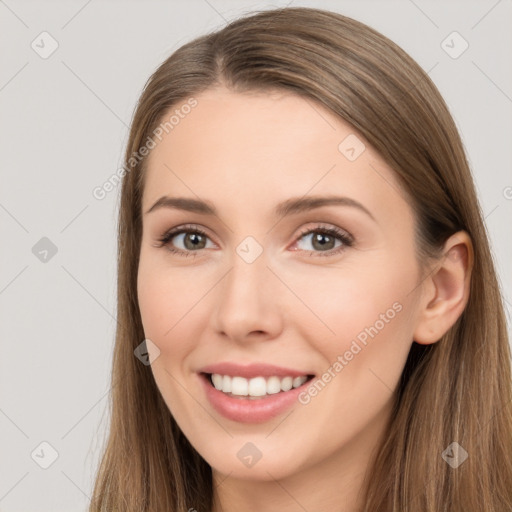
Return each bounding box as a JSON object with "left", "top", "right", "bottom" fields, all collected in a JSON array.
[
  {"left": 155, "top": 223, "right": 354, "bottom": 258},
  {"left": 292, "top": 225, "right": 353, "bottom": 257},
  {"left": 155, "top": 224, "right": 215, "bottom": 257}
]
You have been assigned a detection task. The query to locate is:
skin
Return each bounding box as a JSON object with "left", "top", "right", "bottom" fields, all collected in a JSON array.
[{"left": 137, "top": 87, "right": 473, "bottom": 512}]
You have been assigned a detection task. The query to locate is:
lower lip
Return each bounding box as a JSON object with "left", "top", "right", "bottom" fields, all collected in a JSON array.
[{"left": 199, "top": 373, "right": 312, "bottom": 424}]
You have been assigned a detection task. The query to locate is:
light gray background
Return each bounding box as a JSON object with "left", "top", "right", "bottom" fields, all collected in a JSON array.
[{"left": 1, "top": 1, "right": 511, "bottom": 510}]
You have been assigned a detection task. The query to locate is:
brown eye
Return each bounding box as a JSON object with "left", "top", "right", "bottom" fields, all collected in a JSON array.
[
  {"left": 178, "top": 232, "right": 208, "bottom": 250},
  {"left": 294, "top": 226, "right": 353, "bottom": 257},
  {"left": 157, "top": 225, "right": 214, "bottom": 256}
]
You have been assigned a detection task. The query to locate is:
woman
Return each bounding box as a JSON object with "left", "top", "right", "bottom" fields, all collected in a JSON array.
[{"left": 90, "top": 7, "right": 512, "bottom": 511}]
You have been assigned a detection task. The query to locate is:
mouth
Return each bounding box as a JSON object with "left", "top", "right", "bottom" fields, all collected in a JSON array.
[{"left": 200, "top": 372, "right": 315, "bottom": 399}]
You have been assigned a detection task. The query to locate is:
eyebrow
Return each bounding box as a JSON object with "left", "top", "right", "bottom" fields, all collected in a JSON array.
[{"left": 145, "top": 195, "right": 376, "bottom": 221}]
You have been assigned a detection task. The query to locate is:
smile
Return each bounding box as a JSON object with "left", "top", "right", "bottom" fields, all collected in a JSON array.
[
  {"left": 199, "top": 371, "right": 315, "bottom": 423},
  {"left": 209, "top": 373, "right": 312, "bottom": 398}
]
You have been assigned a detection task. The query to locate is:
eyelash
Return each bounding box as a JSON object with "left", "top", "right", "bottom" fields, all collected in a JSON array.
[{"left": 156, "top": 223, "right": 354, "bottom": 258}]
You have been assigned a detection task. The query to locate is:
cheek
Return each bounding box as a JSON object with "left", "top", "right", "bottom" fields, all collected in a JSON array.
[
  {"left": 137, "top": 255, "right": 216, "bottom": 373},
  {"left": 289, "top": 252, "right": 417, "bottom": 391},
  {"left": 323, "top": 283, "right": 417, "bottom": 409},
  {"left": 278, "top": 254, "right": 413, "bottom": 344},
  {"left": 291, "top": 278, "right": 415, "bottom": 457},
  {"left": 136, "top": 258, "right": 206, "bottom": 417},
  {"left": 137, "top": 255, "right": 196, "bottom": 338},
  {"left": 137, "top": 265, "right": 170, "bottom": 340}
]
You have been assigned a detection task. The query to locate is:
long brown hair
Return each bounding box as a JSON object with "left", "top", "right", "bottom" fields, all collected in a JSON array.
[{"left": 89, "top": 7, "right": 512, "bottom": 511}]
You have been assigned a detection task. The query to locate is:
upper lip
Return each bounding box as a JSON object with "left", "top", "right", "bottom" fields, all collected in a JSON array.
[{"left": 198, "top": 362, "right": 314, "bottom": 379}]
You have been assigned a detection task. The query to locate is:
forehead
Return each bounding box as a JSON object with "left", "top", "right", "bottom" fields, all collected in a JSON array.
[{"left": 142, "top": 87, "right": 410, "bottom": 226}]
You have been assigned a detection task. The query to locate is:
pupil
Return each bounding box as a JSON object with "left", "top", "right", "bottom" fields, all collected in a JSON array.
[
  {"left": 313, "top": 233, "right": 334, "bottom": 250},
  {"left": 185, "top": 233, "right": 205, "bottom": 250}
]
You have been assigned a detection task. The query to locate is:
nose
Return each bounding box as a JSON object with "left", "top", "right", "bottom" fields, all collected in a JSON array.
[{"left": 211, "top": 249, "right": 284, "bottom": 344}]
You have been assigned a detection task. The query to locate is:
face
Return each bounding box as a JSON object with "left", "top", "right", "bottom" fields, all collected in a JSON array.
[{"left": 137, "top": 87, "right": 424, "bottom": 483}]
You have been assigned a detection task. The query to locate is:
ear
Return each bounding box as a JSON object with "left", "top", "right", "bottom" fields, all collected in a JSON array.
[{"left": 413, "top": 231, "right": 474, "bottom": 345}]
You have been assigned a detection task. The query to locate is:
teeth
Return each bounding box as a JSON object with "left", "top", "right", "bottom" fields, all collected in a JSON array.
[
  {"left": 266, "top": 376, "right": 281, "bottom": 394},
  {"left": 231, "top": 376, "right": 248, "bottom": 396},
  {"left": 209, "top": 373, "right": 309, "bottom": 396},
  {"left": 280, "top": 376, "right": 293, "bottom": 391},
  {"left": 292, "top": 376, "right": 306, "bottom": 388},
  {"left": 222, "top": 374, "right": 231, "bottom": 393},
  {"left": 211, "top": 374, "right": 223, "bottom": 390},
  {"left": 248, "top": 376, "right": 266, "bottom": 397}
]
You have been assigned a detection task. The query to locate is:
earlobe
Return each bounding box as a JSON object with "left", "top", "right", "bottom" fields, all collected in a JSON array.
[{"left": 413, "top": 231, "right": 474, "bottom": 345}]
